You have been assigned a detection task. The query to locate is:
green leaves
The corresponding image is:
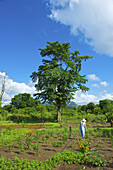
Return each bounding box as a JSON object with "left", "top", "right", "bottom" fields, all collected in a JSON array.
[{"left": 31, "top": 41, "right": 92, "bottom": 121}]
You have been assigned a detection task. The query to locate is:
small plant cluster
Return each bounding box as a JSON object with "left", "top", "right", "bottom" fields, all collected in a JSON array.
[
  {"left": 24, "top": 130, "right": 33, "bottom": 137},
  {"left": 15, "top": 131, "right": 40, "bottom": 154},
  {"left": 78, "top": 139, "right": 91, "bottom": 154},
  {"left": 77, "top": 138, "right": 107, "bottom": 168}
]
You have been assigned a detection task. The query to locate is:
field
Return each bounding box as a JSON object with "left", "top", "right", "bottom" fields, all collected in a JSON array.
[{"left": 0, "top": 120, "right": 113, "bottom": 170}]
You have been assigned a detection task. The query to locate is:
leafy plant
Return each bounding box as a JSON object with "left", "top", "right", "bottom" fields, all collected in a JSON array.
[
  {"left": 57, "top": 140, "right": 63, "bottom": 147},
  {"left": 51, "top": 140, "right": 57, "bottom": 147},
  {"left": 32, "top": 141, "right": 39, "bottom": 154},
  {"left": 62, "top": 133, "right": 68, "bottom": 142},
  {"left": 21, "top": 120, "right": 25, "bottom": 128},
  {"left": 25, "top": 136, "right": 32, "bottom": 149},
  {"left": 34, "top": 131, "right": 40, "bottom": 141},
  {"left": 17, "top": 136, "right": 25, "bottom": 153},
  {"left": 78, "top": 139, "right": 91, "bottom": 154},
  {"left": 88, "top": 149, "right": 106, "bottom": 167}
]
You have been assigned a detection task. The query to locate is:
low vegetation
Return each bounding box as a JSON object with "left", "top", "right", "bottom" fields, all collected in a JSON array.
[
  {"left": 0, "top": 120, "right": 113, "bottom": 169},
  {"left": 0, "top": 92, "right": 113, "bottom": 169}
]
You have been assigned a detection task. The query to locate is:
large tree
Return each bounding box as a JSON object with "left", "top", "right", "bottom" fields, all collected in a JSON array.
[{"left": 30, "top": 41, "right": 92, "bottom": 123}]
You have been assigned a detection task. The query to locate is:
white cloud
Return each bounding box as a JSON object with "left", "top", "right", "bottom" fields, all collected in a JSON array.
[
  {"left": 72, "top": 90, "right": 99, "bottom": 105},
  {"left": 0, "top": 72, "right": 36, "bottom": 106},
  {"left": 92, "top": 84, "right": 99, "bottom": 88},
  {"left": 87, "top": 74, "right": 100, "bottom": 81},
  {"left": 48, "top": 0, "right": 113, "bottom": 57},
  {"left": 87, "top": 74, "right": 109, "bottom": 88},
  {"left": 101, "top": 93, "right": 113, "bottom": 100},
  {"left": 6, "top": 80, "right": 36, "bottom": 95},
  {"left": 100, "top": 81, "right": 109, "bottom": 87},
  {"left": 0, "top": 72, "right": 6, "bottom": 77},
  {"left": 72, "top": 90, "right": 113, "bottom": 105}
]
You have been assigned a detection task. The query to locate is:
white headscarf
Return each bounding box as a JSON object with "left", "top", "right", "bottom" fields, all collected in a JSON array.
[{"left": 82, "top": 119, "right": 86, "bottom": 122}]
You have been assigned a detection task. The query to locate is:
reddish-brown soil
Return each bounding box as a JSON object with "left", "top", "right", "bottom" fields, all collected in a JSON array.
[
  {"left": 0, "top": 121, "right": 113, "bottom": 170},
  {"left": 0, "top": 124, "right": 52, "bottom": 130}
]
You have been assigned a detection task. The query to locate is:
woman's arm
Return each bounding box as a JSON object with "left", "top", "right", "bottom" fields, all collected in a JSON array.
[{"left": 84, "top": 123, "right": 87, "bottom": 131}]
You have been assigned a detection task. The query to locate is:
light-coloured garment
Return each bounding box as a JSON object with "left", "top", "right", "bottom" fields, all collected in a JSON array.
[{"left": 80, "top": 121, "right": 85, "bottom": 139}]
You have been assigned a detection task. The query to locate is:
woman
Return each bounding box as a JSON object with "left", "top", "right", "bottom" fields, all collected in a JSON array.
[{"left": 80, "top": 119, "right": 87, "bottom": 139}]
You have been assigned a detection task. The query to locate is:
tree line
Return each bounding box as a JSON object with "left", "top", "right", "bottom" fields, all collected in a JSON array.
[{"left": 0, "top": 92, "right": 113, "bottom": 126}]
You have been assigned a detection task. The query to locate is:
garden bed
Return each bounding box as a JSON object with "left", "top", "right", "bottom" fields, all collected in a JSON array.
[{"left": 0, "top": 121, "right": 113, "bottom": 169}]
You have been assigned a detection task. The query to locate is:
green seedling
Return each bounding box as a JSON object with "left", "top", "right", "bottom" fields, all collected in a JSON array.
[
  {"left": 25, "top": 136, "right": 32, "bottom": 149},
  {"left": 8, "top": 144, "right": 13, "bottom": 151},
  {"left": 51, "top": 140, "right": 56, "bottom": 147},
  {"left": 32, "top": 141, "right": 39, "bottom": 155},
  {"left": 62, "top": 133, "right": 68, "bottom": 142}
]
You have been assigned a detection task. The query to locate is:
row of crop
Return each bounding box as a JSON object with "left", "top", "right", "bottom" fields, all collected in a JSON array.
[
  {"left": 6, "top": 127, "right": 77, "bottom": 154},
  {"left": 0, "top": 125, "right": 75, "bottom": 147},
  {"left": 0, "top": 147, "right": 107, "bottom": 170},
  {"left": 1, "top": 124, "right": 113, "bottom": 149}
]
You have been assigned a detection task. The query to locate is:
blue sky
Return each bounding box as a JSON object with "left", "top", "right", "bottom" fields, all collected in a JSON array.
[{"left": 0, "top": 0, "right": 113, "bottom": 106}]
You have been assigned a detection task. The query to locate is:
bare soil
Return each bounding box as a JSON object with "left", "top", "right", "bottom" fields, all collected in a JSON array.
[
  {"left": 0, "top": 124, "right": 51, "bottom": 130},
  {"left": 0, "top": 121, "right": 113, "bottom": 170}
]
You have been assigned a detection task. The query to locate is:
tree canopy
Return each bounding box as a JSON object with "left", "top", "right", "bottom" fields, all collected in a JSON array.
[
  {"left": 11, "top": 93, "right": 40, "bottom": 109},
  {"left": 30, "top": 41, "right": 92, "bottom": 123}
]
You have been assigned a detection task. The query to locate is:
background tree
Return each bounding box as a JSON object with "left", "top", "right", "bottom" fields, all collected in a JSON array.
[
  {"left": 11, "top": 93, "right": 40, "bottom": 109},
  {"left": 87, "top": 102, "right": 95, "bottom": 114},
  {"left": 99, "top": 99, "right": 113, "bottom": 126},
  {"left": 31, "top": 41, "right": 92, "bottom": 123},
  {"left": 81, "top": 105, "right": 87, "bottom": 112},
  {"left": 99, "top": 99, "right": 113, "bottom": 114},
  {"left": 93, "top": 105, "right": 101, "bottom": 115}
]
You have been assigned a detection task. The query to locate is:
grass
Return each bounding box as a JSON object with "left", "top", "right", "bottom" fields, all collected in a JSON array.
[{"left": 0, "top": 121, "right": 63, "bottom": 128}]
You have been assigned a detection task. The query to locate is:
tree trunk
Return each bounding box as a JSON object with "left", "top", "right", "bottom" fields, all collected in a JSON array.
[
  {"left": 110, "top": 120, "right": 113, "bottom": 127},
  {"left": 57, "top": 104, "right": 61, "bottom": 126},
  {"left": 0, "top": 75, "right": 5, "bottom": 107},
  {"left": 0, "top": 100, "right": 1, "bottom": 108},
  {"left": 0, "top": 91, "right": 4, "bottom": 108}
]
